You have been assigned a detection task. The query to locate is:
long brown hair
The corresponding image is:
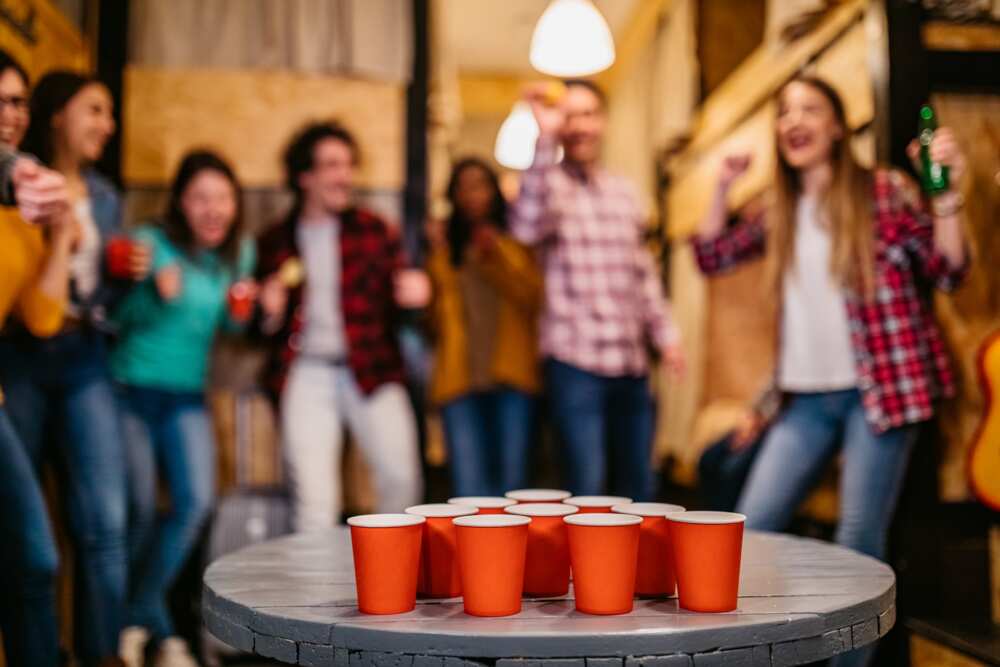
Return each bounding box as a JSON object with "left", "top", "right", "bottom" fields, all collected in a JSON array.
[
  {"left": 767, "top": 76, "right": 874, "bottom": 296},
  {"left": 164, "top": 150, "right": 245, "bottom": 268}
]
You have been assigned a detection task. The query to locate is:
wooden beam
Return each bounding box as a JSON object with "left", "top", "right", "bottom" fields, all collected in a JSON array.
[
  {"left": 677, "top": 0, "right": 867, "bottom": 165},
  {"left": 458, "top": 73, "right": 529, "bottom": 117},
  {"left": 923, "top": 21, "right": 1000, "bottom": 52},
  {"left": 595, "top": 0, "right": 673, "bottom": 92},
  {"left": 665, "top": 18, "right": 874, "bottom": 238}
]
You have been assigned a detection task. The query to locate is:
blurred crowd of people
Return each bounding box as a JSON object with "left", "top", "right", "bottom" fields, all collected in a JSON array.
[{"left": 0, "top": 45, "right": 971, "bottom": 667}]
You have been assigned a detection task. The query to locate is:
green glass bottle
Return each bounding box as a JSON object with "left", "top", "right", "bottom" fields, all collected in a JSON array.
[{"left": 918, "top": 104, "right": 949, "bottom": 194}]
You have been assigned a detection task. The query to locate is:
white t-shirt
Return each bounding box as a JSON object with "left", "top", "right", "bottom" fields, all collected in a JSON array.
[
  {"left": 69, "top": 198, "right": 101, "bottom": 301},
  {"left": 777, "top": 195, "right": 858, "bottom": 392},
  {"left": 296, "top": 215, "right": 348, "bottom": 359}
]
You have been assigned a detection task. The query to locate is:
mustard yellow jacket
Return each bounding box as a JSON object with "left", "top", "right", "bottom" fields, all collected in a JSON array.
[{"left": 427, "top": 234, "right": 542, "bottom": 406}]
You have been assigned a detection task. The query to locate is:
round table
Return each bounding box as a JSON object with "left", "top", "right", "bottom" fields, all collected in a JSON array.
[{"left": 203, "top": 529, "right": 895, "bottom": 667}]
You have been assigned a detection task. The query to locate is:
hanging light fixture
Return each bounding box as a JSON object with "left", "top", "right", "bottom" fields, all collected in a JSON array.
[
  {"left": 494, "top": 101, "right": 540, "bottom": 170},
  {"left": 529, "top": 0, "right": 616, "bottom": 77}
]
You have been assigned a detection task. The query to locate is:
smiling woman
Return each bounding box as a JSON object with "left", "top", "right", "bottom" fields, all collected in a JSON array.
[{"left": 0, "top": 67, "right": 136, "bottom": 667}]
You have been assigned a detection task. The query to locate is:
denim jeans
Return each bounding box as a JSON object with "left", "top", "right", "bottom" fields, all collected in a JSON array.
[
  {"left": 441, "top": 387, "right": 537, "bottom": 497},
  {"left": 736, "top": 389, "right": 916, "bottom": 667},
  {"left": 544, "top": 359, "right": 656, "bottom": 500},
  {"left": 0, "top": 330, "right": 127, "bottom": 664},
  {"left": 281, "top": 360, "right": 422, "bottom": 532},
  {"left": 118, "top": 385, "right": 216, "bottom": 641},
  {"left": 0, "top": 405, "right": 60, "bottom": 667}
]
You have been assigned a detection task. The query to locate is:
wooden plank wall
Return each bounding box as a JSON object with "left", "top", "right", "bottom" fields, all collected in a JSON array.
[{"left": 122, "top": 66, "right": 405, "bottom": 191}]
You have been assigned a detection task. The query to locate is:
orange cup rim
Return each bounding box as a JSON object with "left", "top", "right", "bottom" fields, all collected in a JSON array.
[
  {"left": 347, "top": 513, "right": 426, "bottom": 528},
  {"left": 405, "top": 503, "right": 478, "bottom": 518},
  {"left": 564, "top": 495, "right": 633, "bottom": 508},
  {"left": 611, "top": 503, "right": 686, "bottom": 518},
  {"left": 668, "top": 511, "right": 746, "bottom": 525},
  {"left": 564, "top": 513, "right": 642, "bottom": 527},
  {"left": 505, "top": 503, "right": 579, "bottom": 517},
  {"left": 453, "top": 514, "right": 532, "bottom": 528},
  {"left": 504, "top": 489, "right": 572, "bottom": 502},
  {"left": 448, "top": 496, "right": 517, "bottom": 509}
]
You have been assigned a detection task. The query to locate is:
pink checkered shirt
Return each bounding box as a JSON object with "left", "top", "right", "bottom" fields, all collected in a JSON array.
[{"left": 510, "top": 137, "right": 678, "bottom": 377}]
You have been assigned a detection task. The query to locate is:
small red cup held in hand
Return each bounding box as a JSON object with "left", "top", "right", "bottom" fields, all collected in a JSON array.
[
  {"left": 505, "top": 502, "right": 578, "bottom": 597},
  {"left": 505, "top": 489, "right": 572, "bottom": 504},
  {"left": 347, "top": 513, "right": 425, "bottom": 615},
  {"left": 227, "top": 281, "right": 255, "bottom": 322},
  {"left": 668, "top": 511, "right": 745, "bottom": 613},
  {"left": 105, "top": 236, "right": 136, "bottom": 279},
  {"left": 405, "top": 503, "right": 477, "bottom": 599},
  {"left": 565, "top": 512, "right": 642, "bottom": 615},
  {"left": 453, "top": 513, "right": 531, "bottom": 617},
  {"left": 611, "top": 503, "right": 685, "bottom": 597},
  {"left": 448, "top": 496, "right": 516, "bottom": 515},
  {"left": 564, "top": 495, "right": 632, "bottom": 514}
]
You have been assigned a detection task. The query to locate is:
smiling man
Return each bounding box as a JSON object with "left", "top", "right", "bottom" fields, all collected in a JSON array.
[
  {"left": 255, "top": 121, "right": 427, "bottom": 532},
  {"left": 510, "top": 79, "right": 683, "bottom": 501}
]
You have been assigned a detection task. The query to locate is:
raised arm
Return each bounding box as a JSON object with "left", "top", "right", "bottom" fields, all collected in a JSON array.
[
  {"left": 508, "top": 84, "right": 567, "bottom": 246},
  {"left": 691, "top": 153, "right": 766, "bottom": 275}
]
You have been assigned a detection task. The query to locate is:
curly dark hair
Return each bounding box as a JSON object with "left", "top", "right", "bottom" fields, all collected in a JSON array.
[{"left": 282, "top": 120, "right": 359, "bottom": 226}]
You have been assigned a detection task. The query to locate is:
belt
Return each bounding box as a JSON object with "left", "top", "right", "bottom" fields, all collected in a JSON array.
[{"left": 299, "top": 353, "right": 348, "bottom": 366}]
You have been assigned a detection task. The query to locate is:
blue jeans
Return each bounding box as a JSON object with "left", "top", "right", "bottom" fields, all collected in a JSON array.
[
  {"left": 119, "top": 385, "right": 216, "bottom": 640},
  {"left": 736, "top": 389, "right": 916, "bottom": 667},
  {"left": 0, "top": 405, "right": 60, "bottom": 667},
  {"left": 544, "top": 359, "right": 656, "bottom": 500},
  {"left": 441, "top": 387, "right": 537, "bottom": 496},
  {"left": 0, "top": 330, "right": 127, "bottom": 664}
]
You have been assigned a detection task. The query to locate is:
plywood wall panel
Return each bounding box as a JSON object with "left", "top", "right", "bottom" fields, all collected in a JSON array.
[{"left": 123, "top": 66, "right": 405, "bottom": 190}]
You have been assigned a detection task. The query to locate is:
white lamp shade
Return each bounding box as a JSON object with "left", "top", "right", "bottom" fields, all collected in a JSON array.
[
  {"left": 529, "top": 0, "right": 616, "bottom": 77},
  {"left": 494, "top": 101, "right": 540, "bottom": 170}
]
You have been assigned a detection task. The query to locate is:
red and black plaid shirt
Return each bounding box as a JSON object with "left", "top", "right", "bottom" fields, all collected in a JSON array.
[
  {"left": 256, "top": 207, "right": 405, "bottom": 396},
  {"left": 692, "top": 169, "right": 968, "bottom": 433}
]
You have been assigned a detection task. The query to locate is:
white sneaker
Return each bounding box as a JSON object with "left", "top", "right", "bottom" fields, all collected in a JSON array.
[
  {"left": 119, "top": 626, "right": 150, "bottom": 667},
  {"left": 153, "top": 637, "right": 201, "bottom": 667}
]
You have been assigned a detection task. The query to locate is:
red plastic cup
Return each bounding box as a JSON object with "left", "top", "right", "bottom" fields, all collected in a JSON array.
[
  {"left": 611, "top": 503, "right": 686, "bottom": 597},
  {"left": 505, "top": 489, "right": 572, "bottom": 504},
  {"left": 453, "top": 514, "right": 531, "bottom": 616},
  {"left": 565, "top": 512, "right": 642, "bottom": 614},
  {"left": 564, "top": 496, "right": 632, "bottom": 514},
  {"left": 448, "top": 496, "right": 516, "bottom": 515},
  {"left": 227, "top": 281, "right": 255, "bottom": 321},
  {"left": 668, "top": 511, "right": 745, "bottom": 612},
  {"left": 106, "top": 236, "right": 136, "bottom": 279},
  {"left": 347, "top": 514, "right": 425, "bottom": 614},
  {"left": 405, "top": 503, "right": 477, "bottom": 598},
  {"left": 505, "top": 502, "right": 578, "bottom": 597}
]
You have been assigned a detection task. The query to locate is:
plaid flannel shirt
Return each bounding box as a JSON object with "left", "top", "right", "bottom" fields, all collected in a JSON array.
[
  {"left": 510, "top": 137, "right": 678, "bottom": 377},
  {"left": 256, "top": 207, "right": 405, "bottom": 396},
  {"left": 692, "top": 169, "right": 968, "bottom": 433}
]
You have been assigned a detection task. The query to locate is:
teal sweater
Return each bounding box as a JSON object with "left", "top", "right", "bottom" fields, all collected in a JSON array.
[{"left": 110, "top": 225, "right": 256, "bottom": 393}]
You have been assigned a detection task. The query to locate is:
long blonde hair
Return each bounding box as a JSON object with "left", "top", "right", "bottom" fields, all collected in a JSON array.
[{"left": 767, "top": 76, "right": 875, "bottom": 297}]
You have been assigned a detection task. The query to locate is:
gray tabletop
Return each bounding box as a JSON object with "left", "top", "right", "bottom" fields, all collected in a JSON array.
[{"left": 203, "top": 529, "right": 895, "bottom": 667}]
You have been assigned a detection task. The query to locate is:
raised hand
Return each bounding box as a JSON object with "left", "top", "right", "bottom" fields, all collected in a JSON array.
[
  {"left": 907, "top": 126, "right": 967, "bottom": 189},
  {"left": 718, "top": 153, "right": 753, "bottom": 191},
  {"left": 12, "top": 159, "right": 69, "bottom": 224},
  {"left": 524, "top": 82, "right": 567, "bottom": 139}
]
